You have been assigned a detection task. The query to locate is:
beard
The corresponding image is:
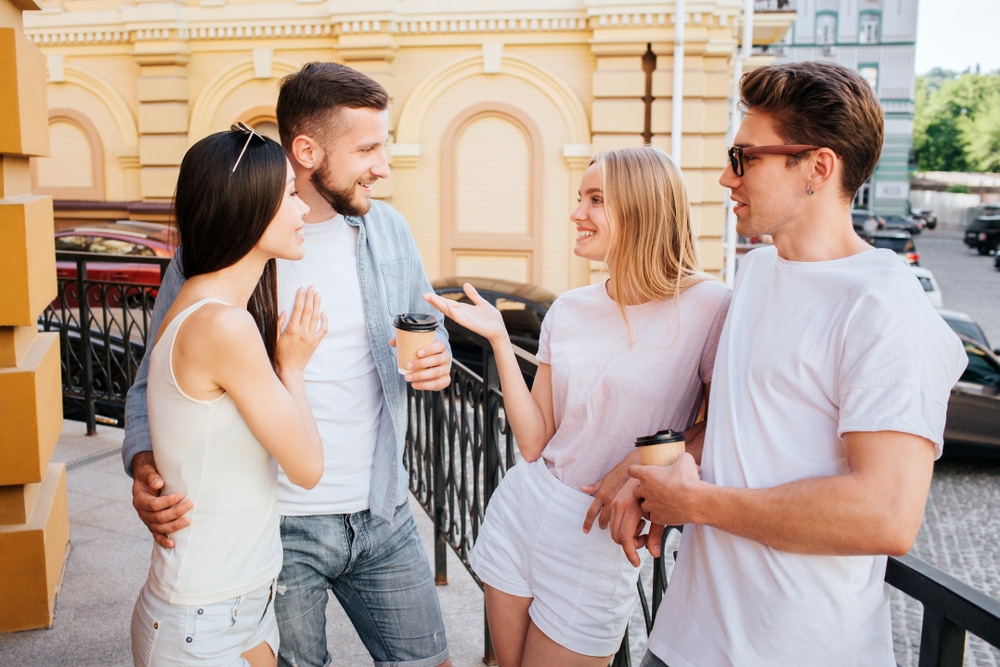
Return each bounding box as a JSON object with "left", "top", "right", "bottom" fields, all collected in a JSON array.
[{"left": 311, "top": 158, "right": 371, "bottom": 217}]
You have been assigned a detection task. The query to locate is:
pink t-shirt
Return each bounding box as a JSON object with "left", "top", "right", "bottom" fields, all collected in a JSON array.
[{"left": 536, "top": 278, "right": 731, "bottom": 490}]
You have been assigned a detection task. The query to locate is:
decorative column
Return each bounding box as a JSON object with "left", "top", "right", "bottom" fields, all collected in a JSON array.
[
  {"left": 650, "top": 10, "right": 740, "bottom": 274},
  {"left": 0, "top": 0, "right": 70, "bottom": 633},
  {"left": 587, "top": 12, "right": 654, "bottom": 153},
  {"left": 131, "top": 5, "right": 191, "bottom": 201}
]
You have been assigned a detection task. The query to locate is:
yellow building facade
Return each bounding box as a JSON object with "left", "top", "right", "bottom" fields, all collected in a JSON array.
[
  {"left": 2, "top": 0, "right": 793, "bottom": 633},
  {"left": 23, "top": 0, "right": 793, "bottom": 292}
]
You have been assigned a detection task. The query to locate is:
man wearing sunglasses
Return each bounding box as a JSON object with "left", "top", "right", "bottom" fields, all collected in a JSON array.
[
  {"left": 621, "top": 61, "right": 967, "bottom": 666},
  {"left": 123, "top": 63, "right": 453, "bottom": 667}
]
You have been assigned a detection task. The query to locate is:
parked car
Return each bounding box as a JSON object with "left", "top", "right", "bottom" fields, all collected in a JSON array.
[
  {"left": 882, "top": 214, "right": 923, "bottom": 235},
  {"left": 963, "top": 215, "right": 1000, "bottom": 255},
  {"left": 54, "top": 221, "right": 176, "bottom": 308},
  {"left": 942, "top": 336, "right": 1000, "bottom": 456},
  {"left": 431, "top": 276, "right": 556, "bottom": 380},
  {"left": 995, "top": 252, "right": 1000, "bottom": 271},
  {"left": 851, "top": 211, "right": 884, "bottom": 237},
  {"left": 909, "top": 266, "right": 942, "bottom": 308},
  {"left": 910, "top": 208, "right": 937, "bottom": 230},
  {"left": 937, "top": 308, "right": 998, "bottom": 355},
  {"left": 869, "top": 231, "right": 919, "bottom": 265}
]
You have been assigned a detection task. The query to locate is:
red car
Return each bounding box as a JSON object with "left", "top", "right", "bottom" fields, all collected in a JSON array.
[{"left": 54, "top": 221, "right": 176, "bottom": 309}]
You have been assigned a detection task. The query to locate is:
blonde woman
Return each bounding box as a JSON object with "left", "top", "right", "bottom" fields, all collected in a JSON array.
[{"left": 424, "top": 145, "right": 732, "bottom": 667}]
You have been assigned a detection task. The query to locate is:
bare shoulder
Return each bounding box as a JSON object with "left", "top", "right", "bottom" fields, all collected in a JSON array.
[{"left": 175, "top": 302, "right": 262, "bottom": 358}]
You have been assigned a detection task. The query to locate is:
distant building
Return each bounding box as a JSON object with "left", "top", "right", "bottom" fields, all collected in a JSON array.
[{"left": 767, "top": 0, "right": 917, "bottom": 216}]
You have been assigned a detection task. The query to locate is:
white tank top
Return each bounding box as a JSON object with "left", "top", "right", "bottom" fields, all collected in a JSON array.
[{"left": 145, "top": 298, "right": 282, "bottom": 605}]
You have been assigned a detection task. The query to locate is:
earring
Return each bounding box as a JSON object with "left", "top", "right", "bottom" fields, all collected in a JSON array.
[{"left": 806, "top": 184, "right": 814, "bottom": 196}]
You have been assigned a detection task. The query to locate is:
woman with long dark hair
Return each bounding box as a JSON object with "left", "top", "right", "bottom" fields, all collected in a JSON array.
[{"left": 130, "top": 124, "right": 327, "bottom": 667}]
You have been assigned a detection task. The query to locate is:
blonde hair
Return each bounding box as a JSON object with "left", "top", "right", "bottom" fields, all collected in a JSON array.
[{"left": 592, "top": 146, "right": 707, "bottom": 325}]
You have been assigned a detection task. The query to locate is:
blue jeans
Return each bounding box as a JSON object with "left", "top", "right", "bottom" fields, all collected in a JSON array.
[{"left": 275, "top": 502, "right": 449, "bottom": 667}]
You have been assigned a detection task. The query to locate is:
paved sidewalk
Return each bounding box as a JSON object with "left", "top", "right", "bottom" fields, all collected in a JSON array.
[{"left": 0, "top": 420, "right": 489, "bottom": 667}]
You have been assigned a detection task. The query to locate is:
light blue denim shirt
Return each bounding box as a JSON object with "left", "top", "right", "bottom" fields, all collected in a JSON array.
[{"left": 122, "top": 201, "right": 448, "bottom": 522}]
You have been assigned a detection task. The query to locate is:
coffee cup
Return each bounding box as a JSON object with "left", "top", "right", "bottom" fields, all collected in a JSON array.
[
  {"left": 394, "top": 313, "right": 438, "bottom": 375},
  {"left": 635, "top": 429, "right": 686, "bottom": 466}
]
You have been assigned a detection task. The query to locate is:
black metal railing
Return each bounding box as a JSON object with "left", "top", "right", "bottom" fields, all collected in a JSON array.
[
  {"left": 405, "top": 324, "right": 1000, "bottom": 666},
  {"left": 40, "top": 251, "right": 169, "bottom": 434},
  {"left": 47, "top": 264, "right": 1000, "bottom": 666}
]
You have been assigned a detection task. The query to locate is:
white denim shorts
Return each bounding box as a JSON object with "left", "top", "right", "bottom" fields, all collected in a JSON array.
[
  {"left": 131, "top": 578, "right": 279, "bottom": 667},
  {"left": 470, "top": 458, "right": 640, "bottom": 657}
]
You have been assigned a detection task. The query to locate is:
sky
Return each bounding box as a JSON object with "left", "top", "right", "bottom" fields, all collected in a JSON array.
[{"left": 914, "top": 0, "right": 1000, "bottom": 74}]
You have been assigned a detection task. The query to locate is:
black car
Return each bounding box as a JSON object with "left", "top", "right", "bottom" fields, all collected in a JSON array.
[
  {"left": 910, "top": 209, "right": 938, "bottom": 230},
  {"left": 963, "top": 215, "right": 1000, "bottom": 255},
  {"left": 881, "top": 214, "right": 923, "bottom": 235},
  {"left": 868, "top": 231, "right": 919, "bottom": 265},
  {"left": 943, "top": 336, "right": 1000, "bottom": 456},
  {"left": 851, "top": 211, "right": 883, "bottom": 241},
  {"left": 937, "top": 308, "right": 999, "bottom": 355},
  {"left": 432, "top": 276, "right": 556, "bottom": 381}
]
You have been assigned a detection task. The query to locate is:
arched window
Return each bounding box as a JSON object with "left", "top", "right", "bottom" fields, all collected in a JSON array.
[
  {"left": 32, "top": 110, "right": 105, "bottom": 200},
  {"left": 441, "top": 103, "right": 543, "bottom": 282}
]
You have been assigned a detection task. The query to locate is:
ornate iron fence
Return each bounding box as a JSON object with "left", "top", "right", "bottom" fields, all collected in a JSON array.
[
  {"left": 40, "top": 251, "right": 168, "bottom": 434},
  {"left": 405, "top": 327, "right": 1000, "bottom": 666},
  {"left": 45, "top": 261, "right": 1000, "bottom": 665}
]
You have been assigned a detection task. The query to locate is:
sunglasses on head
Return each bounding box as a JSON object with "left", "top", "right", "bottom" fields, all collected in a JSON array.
[
  {"left": 231, "top": 121, "right": 265, "bottom": 174},
  {"left": 727, "top": 144, "right": 821, "bottom": 177}
]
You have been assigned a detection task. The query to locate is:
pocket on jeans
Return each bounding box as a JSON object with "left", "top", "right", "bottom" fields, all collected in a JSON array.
[{"left": 191, "top": 596, "right": 241, "bottom": 641}]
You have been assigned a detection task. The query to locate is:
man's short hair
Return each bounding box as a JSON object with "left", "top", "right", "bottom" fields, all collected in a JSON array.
[
  {"left": 276, "top": 62, "right": 389, "bottom": 151},
  {"left": 739, "top": 61, "right": 884, "bottom": 200}
]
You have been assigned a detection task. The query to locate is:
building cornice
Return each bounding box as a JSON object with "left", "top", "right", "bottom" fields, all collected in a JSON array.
[{"left": 23, "top": 4, "right": 742, "bottom": 47}]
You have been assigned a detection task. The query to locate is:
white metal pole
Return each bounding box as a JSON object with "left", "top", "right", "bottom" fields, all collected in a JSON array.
[
  {"left": 672, "top": 0, "right": 685, "bottom": 162},
  {"left": 723, "top": 0, "right": 755, "bottom": 286}
]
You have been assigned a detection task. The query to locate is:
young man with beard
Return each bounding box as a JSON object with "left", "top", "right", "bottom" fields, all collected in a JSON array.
[
  {"left": 614, "top": 61, "right": 967, "bottom": 666},
  {"left": 123, "top": 62, "right": 453, "bottom": 667}
]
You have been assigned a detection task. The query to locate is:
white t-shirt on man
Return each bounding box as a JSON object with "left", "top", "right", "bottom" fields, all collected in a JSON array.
[
  {"left": 276, "top": 216, "right": 383, "bottom": 515},
  {"left": 648, "top": 246, "right": 967, "bottom": 667}
]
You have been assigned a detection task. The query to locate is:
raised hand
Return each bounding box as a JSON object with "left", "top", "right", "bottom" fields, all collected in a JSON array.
[
  {"left": 423, "top": 283, "right": 509, "bottom": 345},
  {"left": 276, "top": 286, "right": 328, "bottom": 375}
]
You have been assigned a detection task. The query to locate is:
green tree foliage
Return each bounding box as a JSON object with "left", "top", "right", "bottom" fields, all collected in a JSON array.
[
  {"left": 963, "top": 91, "right": 1000, "bottom": 172},
  {"left": 913, "top": 70, "right": 1000, "bottom": 173}
]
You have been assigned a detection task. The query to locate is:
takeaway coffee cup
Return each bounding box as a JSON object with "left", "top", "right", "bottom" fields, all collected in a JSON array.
[
  {"left": 635, "top": 429, "right": 686, "bottom": 466},
  {"left": 394, "top": 313, "right": 438, "bottom": 375}
]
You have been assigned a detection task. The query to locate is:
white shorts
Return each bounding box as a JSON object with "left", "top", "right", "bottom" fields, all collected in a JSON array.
[
  {"left": 470, "top": 458, "right": 639, "bottom": 657},
  {"left": 131, "top": 578, "right": 279, "bottom": 667}
]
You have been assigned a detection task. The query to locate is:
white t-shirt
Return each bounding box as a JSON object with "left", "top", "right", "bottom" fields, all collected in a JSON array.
[
  {"left": 537, "top": 279, "right": 731, "bottom": 491},
  {"left": 276, "top": 216, "right": 383, "bottom": 515},
  {"left": 648, "top": 246, "right": 967, "bottom": 667}
]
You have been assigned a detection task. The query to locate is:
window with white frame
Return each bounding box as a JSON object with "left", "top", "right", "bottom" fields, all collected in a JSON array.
[
  {"left": 816, "top": 13, "right": 837, "bottom": 45},
  {"left": 859, "top": 13, "right": 880, "bottom": 44}
]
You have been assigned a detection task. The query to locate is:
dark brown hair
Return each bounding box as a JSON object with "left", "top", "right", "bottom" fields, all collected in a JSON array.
[
  {"left": 276, "top": 62, "right": 389, "bottom": 150},
  {"left": 739, "top": 61, "right": 884, "bottom": 200},
  {"left": 174, "top": 129, "right": 286, "bottom": 364}
]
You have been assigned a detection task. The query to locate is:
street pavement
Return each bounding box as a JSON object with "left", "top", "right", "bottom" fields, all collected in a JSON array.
[{"left": 919, "top": 227, "right": 1000, "bottom": 347}]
